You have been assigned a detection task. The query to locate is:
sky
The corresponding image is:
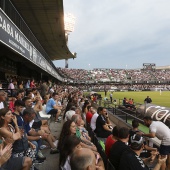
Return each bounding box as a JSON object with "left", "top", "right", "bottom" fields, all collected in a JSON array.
[{"left": 53, "top": 0, "right": 170, "bottom": 70}]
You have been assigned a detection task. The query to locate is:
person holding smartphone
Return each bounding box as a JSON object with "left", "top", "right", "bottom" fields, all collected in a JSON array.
[{"left": 95, "top": 107, "right": 112, "bottom": 141}]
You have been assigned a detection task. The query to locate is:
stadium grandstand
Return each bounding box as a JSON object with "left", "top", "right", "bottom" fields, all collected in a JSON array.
[{"left": 0, "top": 1, "right": 170, "bottom": 170}]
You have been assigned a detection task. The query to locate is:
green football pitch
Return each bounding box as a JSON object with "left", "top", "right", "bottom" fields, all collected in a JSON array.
[
  {"left": 85, "top": 91, "right": 170, "bottom": 132},
  {"left": 97, "top": 91, "right": 170, "bottom": 108}
]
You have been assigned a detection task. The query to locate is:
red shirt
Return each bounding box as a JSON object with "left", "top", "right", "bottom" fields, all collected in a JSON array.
[
  {"left": 86, "top": 111, "right": 93, "bottom": 124},
  {"left": 105, "top": 135, "right": 116, "bottom": 157},
  {"left": 30, "top": 81, "right": 36, "bottom": 88}
]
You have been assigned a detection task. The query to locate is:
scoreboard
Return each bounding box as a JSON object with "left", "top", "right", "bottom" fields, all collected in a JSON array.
[{"left": 143, "top": 63, "right": 156, "bottom": 71}]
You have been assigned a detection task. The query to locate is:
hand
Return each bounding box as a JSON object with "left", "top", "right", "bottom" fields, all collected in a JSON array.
[
  {"left": 96, "top": 165, "right": 105, "bottom": 170},
  {"left": 0, "top": 146, "right": 11, "bottom": 166},
  {"left": 42, "top": 133, "right": 49, "bottom": 139},
  {"left": 150, "top": 150, "right": 159, "bottom": 162},
  {"left": 158, "top": 155, "right": 167, "bottom": 165},
  {"left": 0, "top": 143, "right": 12, "bottom": 157},
  {"left": 29, "top": 143, "right": 36, "bottom": 149},
  {"left": 4, "top": 137, "right": 14, "bottom": 144},
  {"left": 137, "top": 131, "right": 144, "bottom": 136},
  {"left": 12, "top": 116, "right": 17, "bottom": 125}
]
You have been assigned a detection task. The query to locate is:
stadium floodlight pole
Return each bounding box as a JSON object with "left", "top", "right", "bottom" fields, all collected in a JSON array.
[{"left": 64, "top": 13, "right": 76, "bottom": 68}]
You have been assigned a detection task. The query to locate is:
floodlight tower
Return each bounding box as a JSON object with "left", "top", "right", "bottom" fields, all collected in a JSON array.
[{"left": 64, "top": 13, "right": 75, "bottom": 68}]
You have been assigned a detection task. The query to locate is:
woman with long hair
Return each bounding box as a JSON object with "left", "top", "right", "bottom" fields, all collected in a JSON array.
[
  {"left": 0, "top": 108, "right": 32, "bottom": 170},
  {"left": 57, "top": 120, "right": 76, "bottom": 151},
  {"left": 60, "top": 135, "right": 81, "bottom": 170}
]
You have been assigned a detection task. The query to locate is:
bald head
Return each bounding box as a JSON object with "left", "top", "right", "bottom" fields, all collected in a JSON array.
[{"left": 70, "top": 148, "right": 96, "bottom": 170}]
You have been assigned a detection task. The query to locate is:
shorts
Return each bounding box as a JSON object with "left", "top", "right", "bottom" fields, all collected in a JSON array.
[
  {"left": 1, "top": 156, "right": 25, "bottom": 170},
  {"left": 160, "top": 144, "right": 170, "bottom": 155},
  {"left": 47, "top": 109, "right": 58, "bottom": 115}
]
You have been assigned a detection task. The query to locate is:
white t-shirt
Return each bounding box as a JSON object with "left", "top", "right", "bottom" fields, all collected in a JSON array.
[
  {"left": 65, "top": 110, "right": 75, "bottom": 121},
  {"left": 61, "top": 156, "right": 71, "bottom": 170},
  {"left": 0, "top": 102, "right": 4, "bottom": 109},
  {"left": 90, "top": 112, "right": 99, "bottom": 131},
  {"left": 150, "top": 121, "right": 170, "bottom": 145}
]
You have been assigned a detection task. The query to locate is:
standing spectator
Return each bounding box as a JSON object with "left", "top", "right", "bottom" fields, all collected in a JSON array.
[
  {"left": 8, "top": 79, "right": 17, "bottom": 96},
  {"left": 144, "top": 96, "right": 152, "bottom": 103},
  {"left": 142, "top": 116, "right": 170, "bottom": 170},
  {"left": 0, "top": 91, "right": 6, "bottom": 109},
  {"left": 0, "top": 82, "right": 2, "bottom": 89},
  {"left": 30, "top": 79, "right": 36, "bottom": 88},
  {"left": 40, "top": 81, "right": 48, "bottom": 99},
  {"left": 18, "top": 80, "right": 24, "bottom": 90},
  {"left": 110, "top": 92, "right": 113, "bottom": 103},
  {"left": 25, "top": 80, "right": 30, "bottom": 89}
]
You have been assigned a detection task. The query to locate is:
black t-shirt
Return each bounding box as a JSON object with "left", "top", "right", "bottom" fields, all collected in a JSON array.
[
  {"left": 109, "top": 140, "right": 130, "bottom": 170},
  {"left": 119, "top": 149, "right": 149, "bottom": 170},
  {"left": 95, "top": 114, "right": 111, "bottom": 138}
]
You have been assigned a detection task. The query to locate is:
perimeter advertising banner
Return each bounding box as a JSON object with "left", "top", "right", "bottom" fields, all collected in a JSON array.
[
  {"left": 0, "top": 9, "right": 62, "bottom": 81},
  {"left": 136, "top": 104, "right": 170, "bottom": 128}
]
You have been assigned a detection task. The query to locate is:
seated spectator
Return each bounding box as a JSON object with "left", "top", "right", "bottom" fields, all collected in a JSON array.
[
  {"left": 119, "top": 134, "right": 167, "bottom": 170},
  {"left": 9, "top": 97, "right": 16, "bottom": 112},
  {"left": 70, "top": 147, "right": 105, "bottom": 170},
  {"left": 109, "top": 127, "right": 130, "bottom": 170},
  {"left": 95, "top": 107, "right": 112, "bottom": 141},
  {"left": 23, "top": 97, "right": 49, "bottom": 134},
  {"left": 81, "top": 101, "right": 91, "bottom": 124},
  {"left": 45, "top": 92, "right": 60, "bottom": 123},
  {"left": 60, "top": 135, "right": 81, "bottom": 170},
  {"left": 22, "top": 108, "right": 59, "bottom": 155},
  {"left": 86, "top": 106, "right": 93, "bottom": 124},
  {"left": 105, "top": 126, "right": 118, "bottom": 157},
  {"left": 57, "top": 120, "right": 96, "bottom": 153},
  {"left": 71, "top": 115, "right": 93, "bottom": 146},
  {"left": 79, "top": 120, "right": 91, "bottom": 141},
  {"left": 123, "top": 97, "right": 129, "bottom": 107},
  {"left": 64, "top": 106, "right": 76, "bottom": 121},
  {"left": 90, "top": 108, "right": 99, "bottom": 131},
  {"left": 0, "top": 108, "right": 32, "bottom": 170}
]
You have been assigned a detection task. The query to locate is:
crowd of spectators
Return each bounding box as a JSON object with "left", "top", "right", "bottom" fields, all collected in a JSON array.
[
  {"left": 56, "top": 68, "right": 170, "bottom": 85},
  {"left": 0, "top": 76, "right": 169, "bottom": 170}
]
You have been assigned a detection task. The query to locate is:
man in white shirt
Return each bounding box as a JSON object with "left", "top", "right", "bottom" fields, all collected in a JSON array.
[
  {"left": 142, "top": 116, "right": 170, "bottom": 170},
  {"left": 0, "top": 90, "right": 6, "bottom": 109},
  {"left": 90, "top": 108, "right": 98, "bottom": 131}
]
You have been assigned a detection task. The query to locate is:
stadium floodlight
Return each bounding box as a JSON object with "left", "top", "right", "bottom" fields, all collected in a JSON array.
[
  {"left": 64, "top": 13, "right": 75, "bottom": 32},
  {"left": 64, "top": 13, "right": 76, "bottom": 68}
]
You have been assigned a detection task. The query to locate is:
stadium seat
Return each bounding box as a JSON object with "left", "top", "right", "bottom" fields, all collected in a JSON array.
[{"left": 39, "top": 105, "right": 51, "bottom": 119}]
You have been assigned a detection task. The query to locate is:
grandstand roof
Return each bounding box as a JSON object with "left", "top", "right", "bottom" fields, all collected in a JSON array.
[{"left": 11, "top": 0, "right": 75, "bottom": 60}]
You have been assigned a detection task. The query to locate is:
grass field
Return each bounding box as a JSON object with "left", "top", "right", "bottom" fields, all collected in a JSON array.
[{"left": 96, "top": 91, "right": 170, "bottom": 108}]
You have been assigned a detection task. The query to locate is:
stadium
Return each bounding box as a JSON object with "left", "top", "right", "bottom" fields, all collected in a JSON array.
[{"left": 0, "top": 0, "right": 170, "bottom": 170}]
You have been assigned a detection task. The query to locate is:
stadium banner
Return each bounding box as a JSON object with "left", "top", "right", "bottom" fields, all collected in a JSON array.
[
  {"left": 136, "top": 104, "right": 170, "bottom": 128},
  {"left": 0, "top": 9, "right": 62, "bottom": 81}
]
